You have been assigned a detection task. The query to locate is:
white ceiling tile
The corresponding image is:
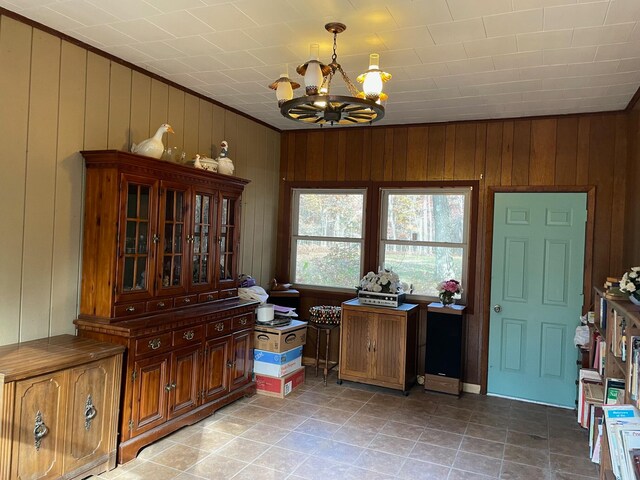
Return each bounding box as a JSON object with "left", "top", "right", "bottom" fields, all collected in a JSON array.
[
  {"left": 244, "top": 24, "right": 297, "bottom": 48},
  {"left": 464, "top": 35, "right": 518, "bottom": 58},
  {"left": 544, "top": 2, "right": 609, "bottom": 30},
  {"left": 199, "top": 84, "right": 242, "bottom": 96},
  {"left": 111, "top": 19, "right": 175, "bottom": 42},
  {"left": 542, "top": 75, "right": 590, "bottom": 89},
  {"left": 20, "top": 6, "right": 85, "bottom": 30},
  {"left": 446, "top": 57, "right": 495, "bottom": 75},
  {"left": 164, "top": 73, "right": 207, "bottom": 87},
  {"left": 543, "top": 46, "right": 597, "bottom": 64},
  {"left": 234, "top": 0, "right": 301, "bottom": 26},
  {"left": 401, "top": 63, "right": 451, "bottom": 80},
  {"left": 415, "top": 44, "right": 469, "bottom": 63},
  {"left": 212, "top": 51, "right": 264, "bottom": 69},
  {"left": 605, "top": 0, "right": 640, "bottom": 25},
  {"left": 164, "top": 36, "right": 221, "bottom": 56},
  {"left": 230, "top": 81, "right": 267, "bottom": 94},
  {"left": 220, "top": 67, "right": 269, "bottom": 82},
  {"left": 378, "top": 26, "right": 434, "bottom": 51},
  {"left": 446, "top": 0, "right": 512, "bottom": 21},
  {"left": 459, "top": 79, "right": 542, "bottom": 96},
  {"left": 191, "top": 70, "right": 234, "bottom": 84},
  {"left": 373, "top": 49, "right": 422, "bottom": 69},
  {"left": 147, "top": 0, "right": 207, "bottom": 14},
  {"left": 253, "top": 64, "right": 292, "bottom": 82},
  {"left": 519, "top": 63, "right": 569, "bottom": 79},
  {"left": 517, "top": 29, "right": 573, "bottom": 51},
  {"left": 146, "top": 11, "right": 213, "bottom": 37},
  {"left": 386, "top": 0, "right": 453, "bottom": 28},
  {"left": 514, "top": 0, "right": 576, "bottom": 10},
  {"left": 72, "top": 24, "right": 136, "bottom": 47},
  {"left": 566, "top": 60, "right": 620, "bottom": 76},
  {"left": 189, "top": 4, "right": 257, "bottom": 30},
  {"left": 87, "top": 0, "right": 161, "bottom": 21},
  {"left": 595, "top": 41, "right": 640, "bottom": 61},
  {"left": 483, "top": 9, "right": 543, "bottom": 38},
  {"left": 618, "top": 57, "right": 640, "bottom": 72},
  {"left": 385, "top": 78, "right": 439, "bottom": 94},
  {"left": 572, "top": 23, "right": 635, "bottom": 47},
  {"left": 67, "top": 31, "right": 105, "bottom": 49},
  {"left": 179, "top": 55, "right": 228, "bottom": 71},
  {"left": 145, "top": 58, "right": 197, "bottom": 75},
  {"left": 49, "top": 1, "right": 119, "bottom": 26},
  {"left": 203, "top": 30, "right": 262, "bottom": 52},
  {"left": 606, "top": 82, "right": 640, "bottom": 95},
  {"left": 493, "top": 50, "right": 543, "bottom": 70},
  {"left": 104, "top": 45, "right": 155, "bottom": 63},
  {"left": 247, "top": 46, "right": 300, "bottom": 66},
  {"left": 428, "top": 19, "right": 487, "bottom": 45},
  {"left": 131, "top": 41, "right": 185, "bottom": 60}
]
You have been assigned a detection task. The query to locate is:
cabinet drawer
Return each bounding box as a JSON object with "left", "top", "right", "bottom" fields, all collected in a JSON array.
[
  {"left": 175, "top": 295, "right": 197, "bottom": 307},
  {"left": 232, "top": 314, "right": 254, "bottom": 330},
  {"left": 206, "top": 318, "right": 231, "bottom": 337},
  {"left": 173, "top": 325, "right": 203, "bottom": 347},
  {"left": 199, "top": 291, "right": 218, "bottom": 303},
  {"left": 135, "top": 332, "right": 173, "bottom": 357},
  {"left": 114, "top": 302, "right": 146, "bottom": 317},
  {"left": 219, "top": 288, "right": 238, "bottom": 300},
  {"left": 147, "top": 298, "right": 173, "bottom": 312}
]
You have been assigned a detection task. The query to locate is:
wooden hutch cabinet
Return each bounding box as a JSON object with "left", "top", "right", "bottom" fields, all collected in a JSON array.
[
  {"left": 74, "top": 151, "right": 257, "bottom": 463},
  {"left": 339, "top": 299, "right": 419, "bottom": 394},
  {"left": 0, "top": 335, "right": 124, "bottom": 480}
]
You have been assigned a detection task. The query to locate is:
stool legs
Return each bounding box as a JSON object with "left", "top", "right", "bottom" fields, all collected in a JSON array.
[
  {"left": 314, "top": 325, "right": 320, "bottom": 378},
  {"left": 323, "top": 328, "right": 331, "bottom": 386}
]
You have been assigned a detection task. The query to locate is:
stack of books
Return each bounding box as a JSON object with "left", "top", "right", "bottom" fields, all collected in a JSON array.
[{"left": 603, "top": 405, "right": 640, "bottom": 479}]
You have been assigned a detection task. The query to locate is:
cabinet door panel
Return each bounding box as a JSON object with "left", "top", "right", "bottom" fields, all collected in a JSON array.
[
  {"left": 373, "top": 313, "right": 405, "bottom": 385},
  {"left": 202, "top": 336, "right": 230, "bottom": 402},
  {"left": 157, "top": 181, "right": 189, "bottom": 296},
  {"left": 168, "top": 345, "right": 200, "bottom": 419},
  {"left": 217, "top": 193, "right": 240, "bottom": 290},
  {"left": 229, "top": 330, "right": 252, "bottom": 391},
  {"left": 131, "top": 355, "right": 169, "bottom": 436},
  {"left": 12, "top": 371, "right": 67, "bottom": 480},
  {"left": 65, "top": 357, "right": 114, "bottom": 471},
  {"left": 190, "top": 189, "right": 218, "bottom": 292},
  {"left": 340, "top": 310, "right": 373, "bottom": 379}
]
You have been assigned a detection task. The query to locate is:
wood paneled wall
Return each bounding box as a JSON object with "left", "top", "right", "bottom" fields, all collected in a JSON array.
[
  {"left": 0, "top": 14, "right": 280, "bottom": 346},
  {"left": 626, "top": 104, "right": 640, "bottom": 267},
  {"left": 278, "top": 112, "right": 629, "bottom": 387}
]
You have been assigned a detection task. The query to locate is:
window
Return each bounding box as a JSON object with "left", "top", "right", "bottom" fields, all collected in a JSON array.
[
  {"left": 379, "top": 188, "right": 471, "bottom": 299},
  {"left": 291, "top": 189, "right": 366, "bottom": 289}
]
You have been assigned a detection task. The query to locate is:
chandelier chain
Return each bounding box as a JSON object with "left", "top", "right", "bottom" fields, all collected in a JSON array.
[{"left": 332, "top": 31, "right": 338, "bottom": 63}]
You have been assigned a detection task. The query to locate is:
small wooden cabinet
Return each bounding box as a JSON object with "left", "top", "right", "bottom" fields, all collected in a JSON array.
[
  {"left": 0, "top": 335, "right": 124, "bottom": 480},
  {"left": 339, "top": 300, "right": 419, "bottom": 394}
]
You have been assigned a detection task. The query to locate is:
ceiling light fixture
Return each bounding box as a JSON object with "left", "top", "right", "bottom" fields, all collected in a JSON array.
[{"left": 268, "top": 22, "right": 391, "bottom": 126}]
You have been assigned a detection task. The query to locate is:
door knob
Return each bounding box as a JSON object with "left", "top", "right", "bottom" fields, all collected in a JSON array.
[{"left": 493, "top": 304, "right": 502, "bottom": 313}]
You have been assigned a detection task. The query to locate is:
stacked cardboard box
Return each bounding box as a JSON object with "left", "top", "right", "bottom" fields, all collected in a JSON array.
[{"left": 254, "top": 319, "right": 307, "bottom": 398}]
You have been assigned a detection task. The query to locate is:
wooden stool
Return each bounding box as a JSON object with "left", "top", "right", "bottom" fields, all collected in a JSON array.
[{"left": 309, "top": 306, "right": 341, "bottom": 386}]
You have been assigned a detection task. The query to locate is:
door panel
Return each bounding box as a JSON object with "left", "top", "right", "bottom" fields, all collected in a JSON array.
[
  {"left": 12, "top": 371, "right": 67, "bottom": 480},
  {"left": 229, "top": 330, "right": 252, "bottom": 391},
  {"left": 131, "top": 355, "right": 169, "bottom": 436},
  {"left": 203, "top": 336, "right": 230, "bottom": 402},
  {"left": 488, "top": 192, "right": 586, "bottom": 407},
  {"left": 340, "top": 310, "right": 373, "bottom": 378},
  {"left": 168, "top": 345, "right": 200, "bottom": 419},
  {"left": 373, "top": 314, "right": 405, "bottom": 385}
]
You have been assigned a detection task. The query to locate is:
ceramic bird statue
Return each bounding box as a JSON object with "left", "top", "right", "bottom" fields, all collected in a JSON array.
[
  {"left": 131, "top": 124, "right": 174, "bottom": 159},
  {"left": 217, "top": 140, "right": 235, "bottom": 175},
  {"left": 194, "top": 154, "right": 203, "bottom": 169}
]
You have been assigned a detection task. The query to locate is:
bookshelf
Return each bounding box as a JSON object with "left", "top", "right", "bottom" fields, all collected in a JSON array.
[{"left": 593, "top": 287, "right": 640, "bottom": 479}]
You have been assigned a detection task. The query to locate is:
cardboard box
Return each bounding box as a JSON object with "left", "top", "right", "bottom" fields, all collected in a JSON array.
[
  {"left": 254, "top": 345, "right": 303, "bottom": 364},
  {"left": 255, "top": 367, "right": 305, "bottom": 398},
  {"left": 254, "top": 356, "right": 302, "bottom": 377},
  {"left": 254, "top": 320, "right": 307, "bottom": 353}
]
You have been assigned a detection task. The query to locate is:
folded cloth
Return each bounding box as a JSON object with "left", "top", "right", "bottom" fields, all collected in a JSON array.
[{"left": 238, "top": 285, "right": 268, "bottom": 303}]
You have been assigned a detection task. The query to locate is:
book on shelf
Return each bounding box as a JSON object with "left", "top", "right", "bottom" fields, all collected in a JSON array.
[
  {"left": 621, "top": 431, "right": 640, "bottom": 480},
  {"left": 601, "top": 297, "right": 608, "bottom": 331},
  {"left": 603, "top": 405, "right": 640, "bottom": 480},
  {"left": 582, "top": 383, "right": 604, "bottom": 428},
  {"left": 578, "top": 369, "right": 603, "bottom": 426},
  {"left": 606, "top": 378, "right": 627, "bottom": 405},
  {"left": 591, "top": 405, "right": 604, "bottom": 463},
  {"left": 630, "top": 336, "right": 640, "bottom": 403}
]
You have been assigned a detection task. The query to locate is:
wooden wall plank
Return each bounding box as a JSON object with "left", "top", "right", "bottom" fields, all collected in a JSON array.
[
  {"left": 474, "top": 123, "right": 487, "bottom": 180},
  {"left": 500, "top": 121, "right": 514, "bottom": 185},
  {"left": 337, "top": 130, "right": 347, "bottom": 181},
  {"left": 250, "top": 126, "right": 267, "bottom": 278},
  {"left": 383, "top": 129, "right": 394, "bottom": 181},
  {"left": 626, "top": 110, "right": 640, "bottom": 266},
  {"left": 305, "top": 131, "right": 324, "bottom": 181},
  {"left": 50, "top": 41, "right": 87, "bottom": 337},
  {"left": 183, "top": 93, "right": 199, "bottom": 158},
  {"left": 84, "top": 52, "right": 110, "bottom": 149},
  {"left": 555, "top": 117, "right": 578, "bottom": 186},
  {"left": 240, "top": 120, "right": 257, "bottom": 275},
  {"left": 392, "top": 127, "right": 408, "bottom": 181},
  {"left": 167, "top": 86, "right": 185, "bottom": 156},
  {"left": 407, "top": 126, "right": 428, "bottom": 181},
  {"left": 484, "top": 122, "right": 503, "bottom": 186},
  {"left": 21, "top": 29, "right": 61, "bottom": 341},
  {"left": 530, "top": 119, "right": 557, "bottom": 185},
  {"left": 427, "top": 125, "right": 446, "bottom": 180},
  {"left": 107, "top": 62, "right": 131, "bottom": 151},
  {"left": 370, "top": 128, "right": 386, "bottom": 181},
  {"left": 361, "top": 129, "right": 372, "bottom": 181},
  {"left": 453, "top": 123, "right": 475, "bottom": 180},
  {"left": 610, "top": 113, "right": 628, "bottom": 275},
  {"left": 0, "top": 16, "right": 32, "bottom": 345},
  {"left": 512, "top": 120, "right": 531, "bottom": 186},
  {"left": 149, "top": 79, "right": 168, "bottom": 138},
  {"left": 444, "top": 124, "right": 456, "bottom": 180},
  {"left": 234, "top": 116, "right": 249, "bottom": 178},
  {"left": 576, "top": 116, "right": 591, "bottom": 185},
  {"left": 322, "top": 130, "right": 339, "bottom": 181},
  {"left": 198, "top": 99, "right": 213, "bottom": 158},
  {"left": 294, "top": 133, "right": 307, "bottom": 181},
  {"left": 346, "top": 130, "right": 364, "bottom": 181},
  {"left": 129, "top": 71, "right": 151, "bottom": 148},
  {"left": 212, "top": 104, "right": 226, "bottom": 157},
  {"left": 260, "top": 129, "right": 280, "bottom": 285}
]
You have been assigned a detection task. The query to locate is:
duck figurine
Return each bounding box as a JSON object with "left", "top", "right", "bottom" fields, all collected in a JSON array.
[
  {"left": 217, "top": 141, "right": 235, "bottom": 175},
  {"left": 131, "top": 123, "right": 174, "bottom": 159},
  {"left": 193, "top": 154, "right": 218, "bottom": 171}
]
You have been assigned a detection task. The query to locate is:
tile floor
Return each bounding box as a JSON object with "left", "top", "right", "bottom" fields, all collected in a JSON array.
[{"left": 92, "top": 368, "right": 598, "bottom": 480}]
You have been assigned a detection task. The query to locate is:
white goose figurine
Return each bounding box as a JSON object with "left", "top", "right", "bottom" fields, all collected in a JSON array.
[
  {"left": 217, "top": 141, "right": 235, "bottom": 175},
  {"left": 131, "top": 124, "right": 174, "bottom": 159}
]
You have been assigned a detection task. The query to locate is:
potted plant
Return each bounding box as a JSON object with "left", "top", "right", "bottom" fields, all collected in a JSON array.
[
  {"left": 436, "top": 279, "right": 462, "bottom": 307},
  {"left": 620, "top": 267, "right": 640, "bottom": 306}
]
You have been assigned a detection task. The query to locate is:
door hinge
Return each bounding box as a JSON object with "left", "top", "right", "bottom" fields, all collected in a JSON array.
[
  {"left": 128, "top": 420, "right": 134, "bottom": 430},
  {"left": 131, "top": 370, "right": 137, "bottom": 382}
]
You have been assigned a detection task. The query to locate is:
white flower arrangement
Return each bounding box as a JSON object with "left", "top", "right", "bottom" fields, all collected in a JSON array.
[
  {"left": 358, "top": 268, "right": 408, "bottom": 294},
  {"left": 620, "top": 267, "right": 640, "bottom": 301}
]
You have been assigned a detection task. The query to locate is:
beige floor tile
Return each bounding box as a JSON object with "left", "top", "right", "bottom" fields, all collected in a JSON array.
[
  {"left": 248, "top": 395, "right": 287, "bottom": 409},
  {"left": 206, "top": 416, "right": 255, "bottom": 436},
  {"left": 311, "top": 406, "right": 355, "bottom": 424},
  {"left": 353, "top": 448, "right": 405, "bottom": 475},
  {"left": 260, "top": 410, "right": 308, "bottom": 429},
  {"left": 343, "top": 413, "right": 388, "bottom": 433},
  {"left": 409, "top": 441, "right": 458, "bottom": 466},
  {"left": 137, "top": 438, "right": 177, "bottom": 460},
  {"left": 239, "top": 423, "right": 290, "bottom": 444},
  {"left": 331, "top": 425, "right": 377, "bottom": 447},
  {"left": 448, "top": 468, "right": 495, "bottom": 479},
  {"left": 501, "top": 461, "right": 552, "bottom": 479},
  {"left": 227, "top": 405, "right": 274, "bottom": 422},
  {"left": 460, "top": 436, "right": 505, "bottom": 459},
  {"left": 453, "top": 451, "right": 502, "bottom": 478},
  {"left": 368, "top": 432, "right": 416, "bottom": 456},
  {"left": 185, "top": 453, "right": 247, "bottom": 479},
  {"left": 503, "top": 444, "right": 550, "bottom": 468},
  {"left": 215, "top": 437, "right": 270, "bottom": 462},
  {"left": 419, "top": 427, "right": 464, "bottom": 449},
  {"left": 295, "top": 418, "right": 342, "bottom": 438},
  {"left": 229, "top": 464, "right": 282, "bottom": 480},
  {"left": 380, "top": 420, "right": 424, "bottom": 441},
  {"left": 116, "top": 461, "right": 183, "bottom": 480},
  {"left": 465, "top": 422, "right": 507, "bottom": 443},
  {"left": 292, "top": 456, "right": 352, "bottom": 480},
  {"left": 397, "top": 458, "right": 451, "bottom": 480},
  {"left": 281, "top": 399, "right": 321, "bottom": 417},
  {"left": 424, "top": 415, "right": 469, "bottom": 434},
  {"left": 314, "top": 437, "right": 366, "bottom": 463},
  {"left": 549, "top": 453, "right": 599, "bottom": 478},
  {"left": 275, "top": 431, "right": 326, "bottom": 454},
  {"left": 326, "top": 397, "right": 366, "bottom": 413},
  {"left": 252, "top": 445, "right": 309, "bottom": 474},
  {"left": 339, "top": 388, "right": 375, "bottom": 402},
  {"left": 344, "top": 466, "right": 396, "bottom": 479},
  {"left": 506, "top": 431, "right": 549, "bottom": 450},
  {"left": 150, "top": 444, "right": 210, "bottom": 472},
  {"left": 183, "top": 428, "right": 236, "bottom": 452}
]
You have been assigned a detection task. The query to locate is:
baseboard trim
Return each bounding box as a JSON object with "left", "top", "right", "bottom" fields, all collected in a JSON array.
[{"left": 462, "top": 383, "right": 481, "bottom": 394}]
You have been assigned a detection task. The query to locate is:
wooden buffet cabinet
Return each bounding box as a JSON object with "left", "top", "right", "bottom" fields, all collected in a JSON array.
[
  {"left": 339, "top": 299, "right": 419, "bottom": 394},
  {"left": 74, "top": 151, "right": 257, "bottom": 463},
  {"left": 0, "top": 335, "right": 124, "bottom": 480}
]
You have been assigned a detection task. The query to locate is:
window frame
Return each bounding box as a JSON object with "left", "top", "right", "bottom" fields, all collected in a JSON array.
[
  {"left": 378, "top": 187, "right": 472, "bottom": 302},
  {"left": 290, "top": 187, "right": 367, "bottom": 292}
]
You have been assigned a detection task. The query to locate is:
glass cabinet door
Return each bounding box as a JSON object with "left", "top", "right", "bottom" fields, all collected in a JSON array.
[
  {"left": 218, "top": 193, "right": 240, "bottom": 286},
  {"left": 191, "top": 190, "right": 218, "bottom": 291},
  {"left": 157, "top": 182, "right": 188, "bottom": 295},
  {"left": 120, "top": 177, "right": 156, "bottom": 299}
]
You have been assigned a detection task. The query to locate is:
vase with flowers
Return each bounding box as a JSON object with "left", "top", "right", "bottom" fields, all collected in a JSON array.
[
  {"left": 436, "top": 279, "right": 462, "bottom": 307},
  {"left": 620, "top": 267, "right": 640, "bottom": 306}
]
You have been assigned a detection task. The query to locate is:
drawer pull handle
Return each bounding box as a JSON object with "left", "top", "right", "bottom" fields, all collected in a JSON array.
[
  {"left": 207, "top": 294, "right": 214, "bottom": 301},
  {"left": 157, "top": 302, "right": 166, "bottom": 308},
  {"left": 239, "top": 318, "right": 247, "bottom": 326},
  {"left": 126, "top": 306, "right": 136, "bottom": 313},
  {"left": 84, "top": 395, "right": 97, "bottom": 430},
  {"left": 183, "top": 330, "right": 195, "bottom": 340},
  {"left": 215, "top": 323, "right": 224, "bottom": 332},
  {"left": 34, "top": 410, "right": 48, "bottom": 450},
  {"left": 149, "top": 338, "right": 161, "bottom": 350},
  {"left": 184, "top": 298, "right": 191, "bottom": 304}
]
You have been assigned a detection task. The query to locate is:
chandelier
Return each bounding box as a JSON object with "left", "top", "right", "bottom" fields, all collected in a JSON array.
[{"left": 268, "top": 22, "right": 391, "bottom": 126}]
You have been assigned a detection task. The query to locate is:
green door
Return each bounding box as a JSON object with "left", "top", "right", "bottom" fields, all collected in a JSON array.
[{"left": 488, "top": 192, "right": 586, "bottom": 407}]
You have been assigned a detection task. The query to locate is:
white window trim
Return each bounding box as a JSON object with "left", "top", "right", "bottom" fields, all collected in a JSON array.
[
  {"left": 290, "top": 188, "right": 367, "bottom": 291},
  {"left": 379, "top": 187, "right": 472, "bottom": 302}
]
